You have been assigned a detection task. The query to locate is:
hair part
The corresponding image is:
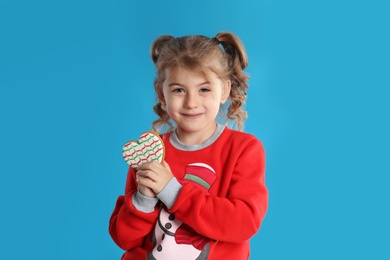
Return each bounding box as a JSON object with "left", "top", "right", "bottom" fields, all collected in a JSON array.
[{"left": 151, "top": 32, "right": 249, "bottom": 132}]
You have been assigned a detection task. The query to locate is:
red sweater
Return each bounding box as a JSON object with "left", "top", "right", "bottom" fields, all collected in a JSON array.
[{"left": 109, "top": 126, "right": 268, "bottom": 259}]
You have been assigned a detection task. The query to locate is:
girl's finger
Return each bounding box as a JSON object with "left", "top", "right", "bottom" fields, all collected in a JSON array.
[
  {"left": 137, "top": 170, "right": 157, "bottom": 181},
  {"left": 137, "top": 177, "right": 156, "bottom": 190},
  {"left": 162, "top": 160, "right": 171, "bottom": 171},
  {"left": 138, "top": 161, "right": 156, "bottom": 170}
]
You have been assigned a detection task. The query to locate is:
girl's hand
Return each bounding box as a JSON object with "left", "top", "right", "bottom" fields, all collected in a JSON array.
[
  {"left": 136, "top": 160, "right": 173, "bottom": 194},
  {"left": 136, "top": 175, "right": 156, "bottom": 198}
]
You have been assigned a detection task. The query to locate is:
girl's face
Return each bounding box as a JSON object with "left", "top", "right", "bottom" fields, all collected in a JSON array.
[{"left": 161, "top": 68, "right": 231, "bottom": 145}]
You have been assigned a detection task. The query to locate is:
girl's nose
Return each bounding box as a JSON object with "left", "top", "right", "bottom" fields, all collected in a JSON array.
[{"left": 184, "top": 92, "right": 199, "bottom": 109}]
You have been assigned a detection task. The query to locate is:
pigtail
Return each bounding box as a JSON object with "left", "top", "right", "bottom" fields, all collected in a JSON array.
[
  {"left": 152, "top": 81, "right": 174, "bottom": 133},
  {"left": 152, "top": 98, "right": 173, "bottom": 133},
  {"left": 151, "top": 35, "right": 175, "bottom": 64},
  {"left": 215, "top": 32, "right": 249, "bottom": 131},
  {"left": 151, "top": 35, "right": 175, "bottom": 133}
]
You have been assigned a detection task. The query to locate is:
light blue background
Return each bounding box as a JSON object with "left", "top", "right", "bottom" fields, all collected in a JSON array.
[{"left": 1, "top": 0, "right": 389, "bottom": 259}]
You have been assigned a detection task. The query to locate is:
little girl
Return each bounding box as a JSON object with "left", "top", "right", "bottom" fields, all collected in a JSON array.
[{"left": 109, "top": 32, "right": 268, "bottom": 260}]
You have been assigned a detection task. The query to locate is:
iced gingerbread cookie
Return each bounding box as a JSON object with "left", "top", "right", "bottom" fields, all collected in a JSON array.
[{"left": 122, "top": 131, "right": 165, "bottom": 169}]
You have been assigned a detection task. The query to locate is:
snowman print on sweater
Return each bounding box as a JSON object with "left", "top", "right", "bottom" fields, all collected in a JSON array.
[{"left": 147, "top": 163, "right": 217, "bottom": 260}]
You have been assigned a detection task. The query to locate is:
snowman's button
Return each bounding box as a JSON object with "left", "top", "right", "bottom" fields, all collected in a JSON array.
[
  {"left": 165, "top": 223, "right": 172, "bottom": 229},
  {"left": 157, "top": 245, "right": 162, "bottom": 252},
  {"left": 169, "top": 214, "right": 175, "bottom": 220}
]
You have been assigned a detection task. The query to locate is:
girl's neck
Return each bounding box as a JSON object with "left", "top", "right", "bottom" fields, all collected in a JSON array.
[{"left": 175, "top": 123, "right": 217, "bottom": 145}]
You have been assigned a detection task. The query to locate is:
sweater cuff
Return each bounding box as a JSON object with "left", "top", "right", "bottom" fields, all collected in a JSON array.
[
  {"left": 157, "top": 177, "right": 182, "bottom": 209},
  {"left": 132, "top": 191, "right": 159, "bottom": 213}
]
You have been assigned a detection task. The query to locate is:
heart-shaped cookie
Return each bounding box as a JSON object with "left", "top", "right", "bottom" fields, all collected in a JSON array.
[{"left": 122, "top": 131, "right": 165, "bottom": 169}]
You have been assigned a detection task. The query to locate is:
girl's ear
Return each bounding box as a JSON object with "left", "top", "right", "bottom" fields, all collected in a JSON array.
[{"left": 220, "top": 79, "right": 231, "bottom": 104}]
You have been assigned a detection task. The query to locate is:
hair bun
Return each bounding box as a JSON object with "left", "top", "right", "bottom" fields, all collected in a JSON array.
[
  {"left": 151, "top": 35, "right": 175, "bottom": 64},
  {"left": 215, "top": 32, "right": 248, "bottom": 70}
]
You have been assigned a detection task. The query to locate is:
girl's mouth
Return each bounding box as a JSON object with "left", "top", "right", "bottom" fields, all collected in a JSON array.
[{"left": 182, "top": 113, "right": 202, "bottom": 119}]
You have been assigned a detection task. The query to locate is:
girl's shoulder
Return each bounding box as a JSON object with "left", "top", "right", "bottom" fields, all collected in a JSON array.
[
  {"left": 222, "top": 127, "right": 262, "bottom": 144},
  {"left": 215, "top": 127, "right": 265, "bottom": 155}
]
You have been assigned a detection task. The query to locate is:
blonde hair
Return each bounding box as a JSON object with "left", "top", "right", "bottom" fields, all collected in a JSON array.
[{"left": 151, "top": 32, "right": 249, "bottom": 132}]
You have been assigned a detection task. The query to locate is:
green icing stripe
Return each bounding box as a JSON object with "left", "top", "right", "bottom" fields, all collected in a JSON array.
[
  {"left": 126, "top": 154, "right": 162, "bottom": 169},
  {"left": 122, "top": 141, "right": 163, "bottom": 153},
  {"left": 184, "top": 174, "right": 210, "bottom": 190},
  {"left": 139, "top": 135, "right": 158, "bottom": 145},
  {"left": 123, "top": 145, "right": 162, "bottom": 158},
  {"left": 123, "top": 136, "right": 155, "bottom": 153},
  {"left": 125, "top": 150, "right": 162, "bottom": 162}
]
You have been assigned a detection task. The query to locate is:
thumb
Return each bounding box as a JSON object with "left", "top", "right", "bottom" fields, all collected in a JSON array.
[{"left": 162, "top": 160, "right": 171, "bottom": 171}]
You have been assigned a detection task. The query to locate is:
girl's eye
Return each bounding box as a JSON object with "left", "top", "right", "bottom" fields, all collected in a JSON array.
[
  {"left": 173, "top": 88, "right": 185, "bottom": 93},
  {"left": 200, "top": 88, "right": 211, "bottom": 92}
]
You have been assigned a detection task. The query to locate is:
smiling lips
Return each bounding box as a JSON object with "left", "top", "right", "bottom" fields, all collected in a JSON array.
[{"left": 182, "top": 113, "right": 203, "bottom": 119}]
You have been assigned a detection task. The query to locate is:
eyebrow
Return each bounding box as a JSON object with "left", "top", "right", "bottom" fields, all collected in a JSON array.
[{"left": 168, "top": 81, "right": 210, "bottom": 87}]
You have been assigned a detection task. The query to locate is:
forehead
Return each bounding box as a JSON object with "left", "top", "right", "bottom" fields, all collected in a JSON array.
[{"left": 164, "top": 67, "right": 220, "bottom": 84}]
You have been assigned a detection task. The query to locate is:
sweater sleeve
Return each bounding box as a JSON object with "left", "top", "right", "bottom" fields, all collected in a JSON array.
[
  {"left": 168, "top": 138, "right": 268, "bottom": 243},
  {"left": 108, "top": 167, "right": 159, "bottom": 250}
]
